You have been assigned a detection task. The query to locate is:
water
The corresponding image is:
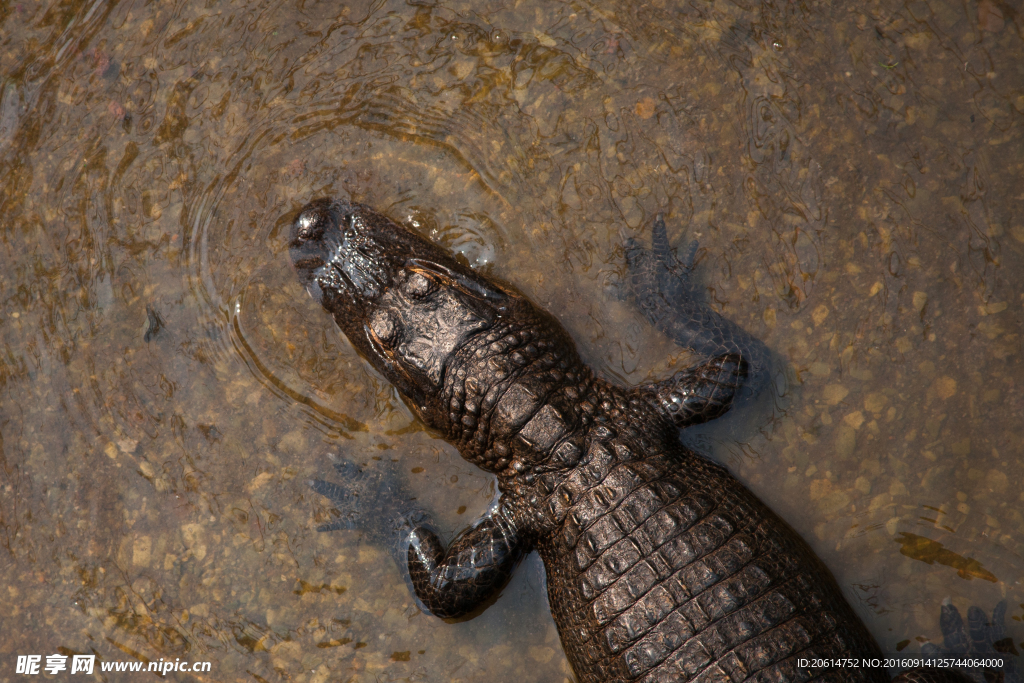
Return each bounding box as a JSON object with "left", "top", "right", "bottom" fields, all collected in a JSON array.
[{"left": 1, "top": 0, "right": 1022, "bottom": 681}]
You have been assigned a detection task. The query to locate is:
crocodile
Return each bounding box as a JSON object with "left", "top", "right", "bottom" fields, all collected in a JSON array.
[{"left": 288, "top": 198, "right": 971, "bottom": 683}]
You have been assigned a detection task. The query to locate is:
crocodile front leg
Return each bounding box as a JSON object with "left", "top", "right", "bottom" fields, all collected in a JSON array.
[
  {"left": 310, "top": 457, "right": 531, "bottom": 619},
  {"left": 405, "top": 501, "right": 529, "bottom": 619}
]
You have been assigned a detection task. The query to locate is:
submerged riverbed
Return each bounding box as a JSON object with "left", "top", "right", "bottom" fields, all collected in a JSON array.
[{"left": 1, "top": 0, "right": 1022, "bottom": 681}]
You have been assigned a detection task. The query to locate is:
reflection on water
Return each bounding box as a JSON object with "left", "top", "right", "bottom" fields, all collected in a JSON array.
[{"left": 1, "top": 0, "right": 1021, "bottom": 680}]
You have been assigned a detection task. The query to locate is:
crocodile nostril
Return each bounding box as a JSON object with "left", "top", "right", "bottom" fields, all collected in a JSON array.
[{"left": 294, "top": 209, "right": 326, "bottom": 243}]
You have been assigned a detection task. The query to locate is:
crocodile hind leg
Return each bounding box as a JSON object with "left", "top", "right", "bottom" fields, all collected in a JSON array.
[
  {"left": 636, "top": 352, "right": 748, "bottom": 427},
  {"left": 624, "top": 214, "right": 770, "bottom": 397}
]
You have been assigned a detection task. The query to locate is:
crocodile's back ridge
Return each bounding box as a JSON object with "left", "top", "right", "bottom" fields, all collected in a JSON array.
[{"left": 529, "top": 386, "right": 884, "bottom": 683}]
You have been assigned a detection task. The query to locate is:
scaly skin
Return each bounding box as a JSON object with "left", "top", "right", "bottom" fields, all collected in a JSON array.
[{"left": 289, "top": 199, "right": 970, "bottom": 683}]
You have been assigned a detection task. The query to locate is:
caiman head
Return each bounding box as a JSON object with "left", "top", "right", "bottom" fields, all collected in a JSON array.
[{"left": 289, "top": 199, "right": 586, "bottom": 473}]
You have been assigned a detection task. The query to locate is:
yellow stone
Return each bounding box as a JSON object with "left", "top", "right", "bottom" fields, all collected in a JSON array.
[
  {"left": 635, "top": 97, "right": 657, "bottom": 120},
  {"left": 534, "top": 31, "right": 556, "bottom": 47},
  {"left": 810, "top": 478, "right": 832, "bottom": 500},
  {"left": 133, "top": 536, "right": 152, "bottom": 567},
  {"left": 868, "top": 494, "right": 891, "bottom": 511},
  {"left": 836, "top": 425, "right": 857, "bottom": 458},
  {"left": 451, "top": 58, "right": 474, "bottom": 80},
  {"left": 433, "top": 175, "right": 452, "bottom": 196},
  {"left": 912, "top": 291, "right": 928, "bottom": 312},
  {"left": 864, "top": 393, "right": 888, "bottom": 413},
  {"left": 820, "top": 490, "right": 851, "bottom": 515},
  {"left": 528, "top": 646, "right": 555, "bottom": 663},
  {"left": 978, "top": 301, "right": 1007, "bottom": 316},
  {"left": 182, "top": 523, "right": 203, "bottom": 548},
  {"left": 933, "top": 376, "right": 957, "bottom": 400},
  {"left": 824, "top": 384, "right": 849, "bottom": 405},
  {"left": 985, "top": 469, "right": 1008, "bottom": 494},
  {"left": 277, "top": 429, "right": 307, "bottom": 456},
  {"left": 843, "top": 411, "right": 865, "bottom": 429},
  {"left": 248, "top": 471, "right": 275, "bottom": 492}
]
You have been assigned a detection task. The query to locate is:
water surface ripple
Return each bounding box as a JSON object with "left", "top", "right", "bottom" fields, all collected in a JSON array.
[{"left": 1, "top": 0, "right": 1022, "bottom": 680}]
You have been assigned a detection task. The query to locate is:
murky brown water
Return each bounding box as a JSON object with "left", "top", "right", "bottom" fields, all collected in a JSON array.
[{"left": 1, "top": 0, "right": 1022, "bottom": 681}]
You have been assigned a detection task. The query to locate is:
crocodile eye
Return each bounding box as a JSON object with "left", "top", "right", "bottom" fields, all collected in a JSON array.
[
  {"left": 369, "top": 308, "right": 400, "bottom": 345},
  {"left": 402, "top": 271, "right": 437, "bottom": 299}
]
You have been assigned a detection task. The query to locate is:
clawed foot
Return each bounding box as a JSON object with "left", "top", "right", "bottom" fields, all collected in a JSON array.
[
  {"left": 625, "top": 213, "right": 770, "bottom": 399},
  {"left": 308, "top": 453, "right": 432, "bottom": 554},
  {"left": 623, "top": 213, "right": 698, "bottom": 306},
  {"left": 919, "top": 600, "right": 1021, "bottom": 683}
]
